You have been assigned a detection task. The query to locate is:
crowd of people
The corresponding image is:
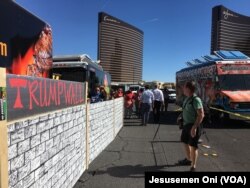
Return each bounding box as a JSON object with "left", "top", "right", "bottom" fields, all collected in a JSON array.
[
  {"left": 89, "top": 84, "right": 171, "bottom": 124},
  {"left": 90, "top": 86, "right": 108, "bottom": 103},
  {"left": 106, "top": 84, "right": 171, "bottom": 126},
  {"left": 89, "top": 82, "right": 204, "bottom": 172}
]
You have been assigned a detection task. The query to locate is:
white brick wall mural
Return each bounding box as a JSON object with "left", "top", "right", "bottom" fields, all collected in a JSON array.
[
  {"left": 89, "top": 100, "right": 114, "bottom": 163},
  {"left": 7, "top": 98, "right": 123, "bottom": 188}
]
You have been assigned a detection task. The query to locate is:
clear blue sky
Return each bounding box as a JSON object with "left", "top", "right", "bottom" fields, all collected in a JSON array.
[{"left": 16, "top": 0, "right": 250, "bottom": 82}]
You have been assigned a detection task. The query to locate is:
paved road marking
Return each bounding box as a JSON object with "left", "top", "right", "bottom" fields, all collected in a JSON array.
[
  {"left": 201, "top": 144, "right": 211, "bottom": 149},
  {"left": 200, "top": 144, "right": 218, "bottom": 157}
]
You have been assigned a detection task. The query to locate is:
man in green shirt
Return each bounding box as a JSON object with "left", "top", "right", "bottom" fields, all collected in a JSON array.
[{"left": 178, "top": 81, "right": 204, "bottom": 172}]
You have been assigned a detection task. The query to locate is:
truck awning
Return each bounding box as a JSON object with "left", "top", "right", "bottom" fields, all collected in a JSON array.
[{"left": 221, "top": 90, "right": 250, "bottom": 102}]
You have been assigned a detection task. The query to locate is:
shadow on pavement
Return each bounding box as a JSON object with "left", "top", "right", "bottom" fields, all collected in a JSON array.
[
  {"left": 123, "top": 108, "right": 250, "bottom": 129},
  {"left": 123, "top": 115, "right": 142, "bottom": 126},
  {"left": 158, "top": 111, "right": 180, "bottom": 125},
  {"left": 161, "top": 110, "right": 250, "bottom": 129},
  {"left": 123, "top": 111, "right": 181, "bottom": 127},
  {"left": 88, "top": 164, "right": 181, "bottom": 178},
  {"left": 151, "top": 140, "right": 181, "bottom": 143},
  {"left": 203, "top": 119, "right": 250, "bottom": 129}
]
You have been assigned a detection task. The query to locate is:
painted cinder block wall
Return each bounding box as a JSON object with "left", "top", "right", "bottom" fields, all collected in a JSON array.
[
  {"left": 7, "top": 98, "right": 123, "bottom": 188},
  {"left": 88, "top": 99, "right": 123, "bottom": 163}
]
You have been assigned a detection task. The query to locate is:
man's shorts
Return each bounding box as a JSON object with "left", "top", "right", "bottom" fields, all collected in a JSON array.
[{"left": 181, "top": 123, "right": 201, "bottom": 148}]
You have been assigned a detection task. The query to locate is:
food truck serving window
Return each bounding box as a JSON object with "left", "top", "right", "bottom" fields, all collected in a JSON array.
[
  {"left": 52, "top": 67, "right": 87, "bottom": 83},
  {"left": 219, "top": 74, "right": 250, "bottom": 91}
]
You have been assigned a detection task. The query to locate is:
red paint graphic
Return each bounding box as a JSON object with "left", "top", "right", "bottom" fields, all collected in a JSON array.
[
  {"left": 9, "top": 78, "right": 28, "bottom": 108},
  {"left": 9, "top": 77, "right": 84, "bottom": 110}
]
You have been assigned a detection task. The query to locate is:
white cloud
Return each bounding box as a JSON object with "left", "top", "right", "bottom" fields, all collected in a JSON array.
[{"left": 142, "top": 18, "right": 159, "bottom": 24}]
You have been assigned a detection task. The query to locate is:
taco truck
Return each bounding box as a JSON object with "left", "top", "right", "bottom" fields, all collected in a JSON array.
[{"left": 176, "top": 50, "right": 250, "bottom": 122}]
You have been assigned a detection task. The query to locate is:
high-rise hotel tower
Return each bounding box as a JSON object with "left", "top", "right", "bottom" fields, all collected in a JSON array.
[
  {"left": 211, "top": 5, "right": 250, "bottom": 57},
  {"left": 98, "top": 12, "right": 143, "bottom": 83}
]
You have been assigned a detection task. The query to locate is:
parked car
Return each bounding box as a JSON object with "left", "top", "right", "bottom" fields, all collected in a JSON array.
[
  {"left": 129, "top": 85, "right": 144, "bottom": 93},
  {"left": 161, "top": 88, "right": 176, "bottom": 103},
  {"left": 168, "top": 89, "right": 176, "bottom": 102}
]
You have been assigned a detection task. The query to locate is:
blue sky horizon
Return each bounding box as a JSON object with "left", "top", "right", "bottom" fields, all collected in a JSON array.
[{"left": 16, "top": 0, "right": 250, "bottom": 82}]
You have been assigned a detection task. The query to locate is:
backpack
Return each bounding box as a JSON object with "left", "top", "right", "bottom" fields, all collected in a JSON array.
[{"left": 182, "top": 96, "right": 206, "bottom": 135}]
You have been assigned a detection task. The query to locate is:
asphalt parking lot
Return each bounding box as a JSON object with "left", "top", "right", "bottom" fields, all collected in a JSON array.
[{"left": 74, "top": 103, "right": 250, "bottom": 188}]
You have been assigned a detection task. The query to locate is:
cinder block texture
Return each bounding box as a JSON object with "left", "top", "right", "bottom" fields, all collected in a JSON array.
[
  {"left": 8, "top": 105, "right": 86, "bottom": 188},
  {"left": 7, "top": 98, "right": 123, "bottom": 188}
]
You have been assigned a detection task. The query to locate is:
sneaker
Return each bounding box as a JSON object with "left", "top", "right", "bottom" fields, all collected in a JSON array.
[
  {"left": 190, "top": 167, "right": 196, "bottom": 172},
  {"left": 177, "top": 158, "right": 192, "bottom": 166}
]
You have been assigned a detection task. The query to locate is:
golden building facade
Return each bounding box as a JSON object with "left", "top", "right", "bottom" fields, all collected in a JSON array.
[{"left": 98, "top": 12, "right": 143, "bottom": 83}]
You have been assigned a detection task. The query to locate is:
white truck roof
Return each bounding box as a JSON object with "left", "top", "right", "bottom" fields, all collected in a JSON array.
[{"left": 53, "top": 54, "right": 91, "bottom": 62}]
